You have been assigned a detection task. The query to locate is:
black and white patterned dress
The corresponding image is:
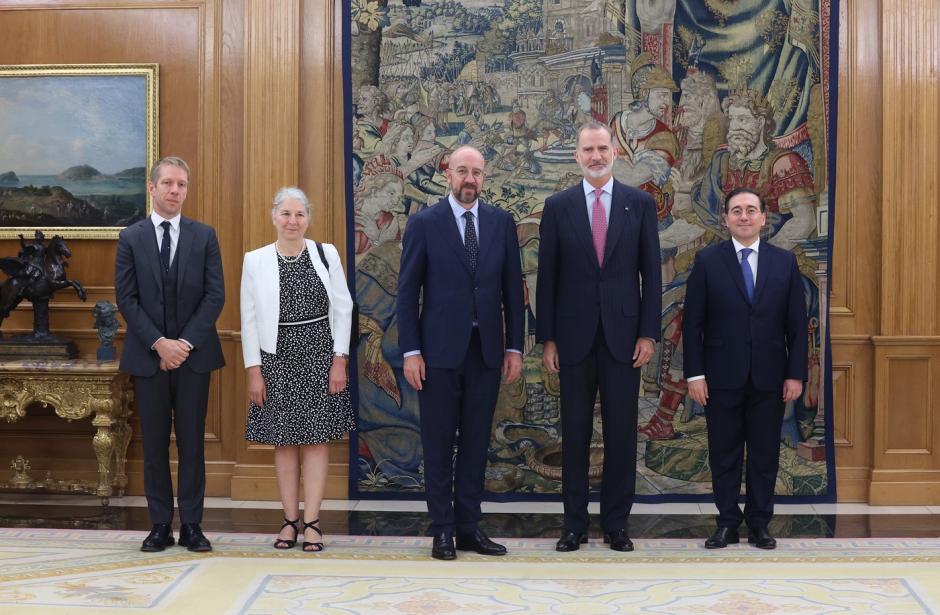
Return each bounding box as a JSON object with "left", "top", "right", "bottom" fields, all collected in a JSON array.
[{"left": 244, "top": 248, "right": 355, "bottom": 446}]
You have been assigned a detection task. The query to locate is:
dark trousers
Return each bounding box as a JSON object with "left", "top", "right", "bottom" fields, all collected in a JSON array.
[
  {"left": 559, "top": 325, "right": 640, "bottom": 533},
  {"left": 705, "top": 379, "right": 785, "bottom": 530},
  {"left": 134, "top": 363, "right": 211, "bottom": 525},
  {"left": 419, "top": 329, "right": 500, "bottom": 535}
]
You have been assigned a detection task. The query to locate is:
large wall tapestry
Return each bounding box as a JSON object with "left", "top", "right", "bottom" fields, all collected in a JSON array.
[{"left": 348, "top": 0, "right": 837, "bottom": 500}]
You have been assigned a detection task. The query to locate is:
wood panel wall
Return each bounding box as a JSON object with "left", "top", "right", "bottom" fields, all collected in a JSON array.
[
  {"left": 831, "top": 0, "right": 940, "bottom": 502},
  {"left": 0, "top": 0, "right": 937, "bottom": 503}
]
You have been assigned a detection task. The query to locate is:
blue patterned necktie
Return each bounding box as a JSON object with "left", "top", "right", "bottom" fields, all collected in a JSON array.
[
  {"left": 160, "top": 221, "right": 172, "bottom": 273},
  {"left": 740, "top": 247, "right": 755, "bottom": 301},
  {"left": 463, "top": 211, "right": 478, "bottom": 275}
]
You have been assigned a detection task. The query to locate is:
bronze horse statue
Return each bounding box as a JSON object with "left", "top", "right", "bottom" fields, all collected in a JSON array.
[{"left": 0, "top": 233, "right": 87, "bottom": 338}]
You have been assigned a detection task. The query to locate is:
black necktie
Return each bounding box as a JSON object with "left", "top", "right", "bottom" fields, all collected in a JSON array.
[
  {"left": 463, "top": 211, "right": 478, "bottom": 275},
  {"left": 160, "top": 221, "right": 172, "bottom": 273}
]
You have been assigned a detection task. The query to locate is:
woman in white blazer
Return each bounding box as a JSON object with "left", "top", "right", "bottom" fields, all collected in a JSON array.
[{"left": 241, "top": 187, "right": 355, "bottom": 552}]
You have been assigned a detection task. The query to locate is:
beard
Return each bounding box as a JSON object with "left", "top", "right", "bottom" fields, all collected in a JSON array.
[
  {"left": 580, "top": 162, "right": 612, "bottom": 181},
  {"left": 727, "top": 129, "right": 760, "bottom": 157},
  {"left": 455, "top": 183, "right": 479, "bottom": 204}
]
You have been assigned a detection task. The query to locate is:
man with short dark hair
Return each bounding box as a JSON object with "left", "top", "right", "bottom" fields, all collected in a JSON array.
[
  {"left": 683, "top": 188, "right": 807, "bottom": 550},
  {"left": 537, "top": 121, "right": 661, "bottom": 553},
  {"left": 116, "top": 156, "right": 225, "bottom": 553}
]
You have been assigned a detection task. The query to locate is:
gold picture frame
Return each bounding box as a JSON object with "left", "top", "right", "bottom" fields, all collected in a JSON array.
[{"left": 0, "top": 64, "right": 159, "bottom": 239}]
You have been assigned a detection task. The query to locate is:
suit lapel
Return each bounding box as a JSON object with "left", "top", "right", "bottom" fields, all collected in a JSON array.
[
  {"left": 176, "top": 218, "right": 192, "bottom": 295},
  {"left": 602, "top": 182, "right": 628, "bottom": 267},
  {"left": 753, "top": 243, "right": 771, "bottom": 302},
  {"left": 563, "top": 187, "right": 599, "bottom": 271},
  {"left": 476, "top": 202, "right": 494, "bottom": 272},
  {"left": 143, "top": 220, "right": 164, "bottom": 291},
  {"left": 437, "top": 198, "right": 472, "bottom": 274},
  {"left": 720, "top": 240, "right": 750, "bottom": 303}
]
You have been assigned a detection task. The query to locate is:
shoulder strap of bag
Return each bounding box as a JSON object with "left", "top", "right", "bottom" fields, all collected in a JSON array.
[{"left": 314, "top": 241, "right": 329, "bottom": 271}]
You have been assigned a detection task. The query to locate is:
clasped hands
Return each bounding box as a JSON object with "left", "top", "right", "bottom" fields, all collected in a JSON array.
[{"left": 155, "top": 338, "right": 191, "bottom": 371}]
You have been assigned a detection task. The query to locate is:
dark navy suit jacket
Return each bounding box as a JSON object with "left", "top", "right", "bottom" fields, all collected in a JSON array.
[
  {"left": 535, "top": 180, "right": 661, "bottom": 364},
  {"left": 682, "top": 239, "right": 807, "bottom": 391},
  {"left": 115, "top": 217, "right": 225, "bottom": 377},
  {"left": 397, "top": 198, "right": 524, "bottom": 369}
]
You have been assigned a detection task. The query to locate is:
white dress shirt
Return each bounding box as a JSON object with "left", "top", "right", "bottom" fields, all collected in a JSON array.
[
  {"left": 148, "top": 212, "right": 190, "bottom": 349},
  {"left": 731, "top": 236, "right": 759, "bottom": 286},
  {"left": 582, "top": 177, "right": 613, "bottom": 226},
  {"left": 151, "top": 211, "right": 181, "bottom": 265},
  {"left": 449, "top": 194, "right": 479, "bottom": 242}
]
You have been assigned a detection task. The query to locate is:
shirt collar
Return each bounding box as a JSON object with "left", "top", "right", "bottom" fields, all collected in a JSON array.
[
  {"left": 448, "top": 193, "right": 479, "bottom": 218},
  {"left": 731, "top": 236, "right": 760, "bottom": 253},
  {"left": 151, "top": 211, "right": 181, "bottom": 230},
  {"left": 583, "top": 177, "right": 614, "bottom": 198}
]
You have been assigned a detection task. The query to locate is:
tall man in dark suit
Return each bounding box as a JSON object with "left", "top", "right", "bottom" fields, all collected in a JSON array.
[
  {"left": 683, "top": 188, "right": 807, "bottom": 550},
  {"left": 537, "top": 121, "right": 662, "bottom": 552},
  {"left": 398, "top": 145, "right": 524, "bottom": 560},
  {"left": 115, "top": 156, "right": 225, "bottom": 553}
]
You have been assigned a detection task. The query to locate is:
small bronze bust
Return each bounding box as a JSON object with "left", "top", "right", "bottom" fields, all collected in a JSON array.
[{"left": 92, "top": 300, "right": 119, "bottom": 361}]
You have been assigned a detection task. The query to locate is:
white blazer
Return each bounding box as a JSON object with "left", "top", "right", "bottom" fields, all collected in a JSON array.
[{"left": 240, "top": 239, "right": 353, "bottom": 368}]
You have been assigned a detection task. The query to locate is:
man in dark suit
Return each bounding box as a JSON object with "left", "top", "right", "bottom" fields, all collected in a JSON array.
[
  {"left": 536, "top": 120, "right": 662, "bottom": 552},
  {"left": 115, "top": 156, "right": 225, "bottom": 553},
  {"left": 683, "top": 188, "right": 807, "bottom": 550},
  {"left": 398, "top": 145, "right": 524, "bottom": 560}
]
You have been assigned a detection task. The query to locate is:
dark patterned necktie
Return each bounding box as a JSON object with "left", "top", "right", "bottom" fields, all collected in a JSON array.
[
  {"left": 160, "top": 221, "right": 172, "bottom": 272},
  {"left": 463, "top": 211, "right": 478, "bottom": 275}
]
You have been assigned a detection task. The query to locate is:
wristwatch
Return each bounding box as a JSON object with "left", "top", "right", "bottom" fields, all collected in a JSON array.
[{"left": 334, "top": 352, "right": 348, "bottom": 358}]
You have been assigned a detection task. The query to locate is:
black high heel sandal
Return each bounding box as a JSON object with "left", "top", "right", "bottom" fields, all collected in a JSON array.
[
  {"left": 302, "top": 519, "right": 324, "bottom": 552},
  {"left": 273, "top": 517, "right": 299, "bottom": 549}
]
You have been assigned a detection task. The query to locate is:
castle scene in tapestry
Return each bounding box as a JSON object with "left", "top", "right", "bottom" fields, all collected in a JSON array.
[{"left": 350, "top": 0, "right": 833, "bottom": 498}]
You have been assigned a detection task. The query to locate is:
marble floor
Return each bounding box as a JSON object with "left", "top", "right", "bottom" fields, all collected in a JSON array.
[{"left": 0, "top": 494, "right": 938, "bottom": 540}]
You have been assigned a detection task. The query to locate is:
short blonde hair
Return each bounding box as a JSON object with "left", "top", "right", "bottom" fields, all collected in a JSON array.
[{"left": 149, "top": 156, "right": 191, "bottom": 184}]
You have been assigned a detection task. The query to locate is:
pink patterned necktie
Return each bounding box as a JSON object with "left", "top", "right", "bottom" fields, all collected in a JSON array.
[{"left": 591, "top": 187, "right": 607, "bottom": 265}]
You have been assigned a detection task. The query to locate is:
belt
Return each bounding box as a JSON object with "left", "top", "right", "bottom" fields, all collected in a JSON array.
[{"left": 278, "top": 314, "right": 328, "bottom": 326}]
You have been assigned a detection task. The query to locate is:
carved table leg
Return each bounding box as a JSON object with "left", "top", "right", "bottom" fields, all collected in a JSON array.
[
  {"left": 110, "top": 379, "right": 133, "bottom": 495},
  {"left": 111, "top": 420, "right": 132, "bottom": 495},
  {"left": 91, "top": 402, "right": 115, "bottom": 502}
]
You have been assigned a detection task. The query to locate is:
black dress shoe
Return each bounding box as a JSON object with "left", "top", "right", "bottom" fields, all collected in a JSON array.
[
  {"left": 431, "top": 532, "right": 456, "bottom": 560},
  {"left": 704, "top": 527, "right": 740, "bottom": 549},
  {"left": 555, "top": 530, "right": 588, "bottom": 552},
  {"left": 602, "top": 529, "right": 634, "bottom": 552},
  {"left": 141, "top": 523, "right": 174, "bottom": 552},
  {"left": 456, "top": 528, "right": 507, "bottom": 556},
  {"left": 748, "top": 526, "right": 777, "bottom": 550},
  {"left": 179, "top": 523, "right": 212, "bottom": 552}
]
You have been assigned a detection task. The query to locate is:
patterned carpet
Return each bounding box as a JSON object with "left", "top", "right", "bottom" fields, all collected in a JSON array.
[{"left": 2, "top": 528, "right": 939, "bottom": 613}]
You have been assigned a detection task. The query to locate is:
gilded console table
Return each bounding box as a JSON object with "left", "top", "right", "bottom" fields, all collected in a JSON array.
[{"left": 0, "top": 357, "right": 133, "bottom": 504}]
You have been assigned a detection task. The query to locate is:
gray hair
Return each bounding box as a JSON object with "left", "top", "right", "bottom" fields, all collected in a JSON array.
[
  {"left": 271, "top": 186, "right": 312, "bottom": 216},
  {"left": 149, "top": 156, "right": 191, "bottom": 184},
  {"left": 576, "top": 120, "right": 614, "bottom": 145}
]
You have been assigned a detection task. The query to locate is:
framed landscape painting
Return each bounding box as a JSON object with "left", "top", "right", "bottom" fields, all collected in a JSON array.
[{"left": 0, "top": 64, "right": 158, "bottom": 239}]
